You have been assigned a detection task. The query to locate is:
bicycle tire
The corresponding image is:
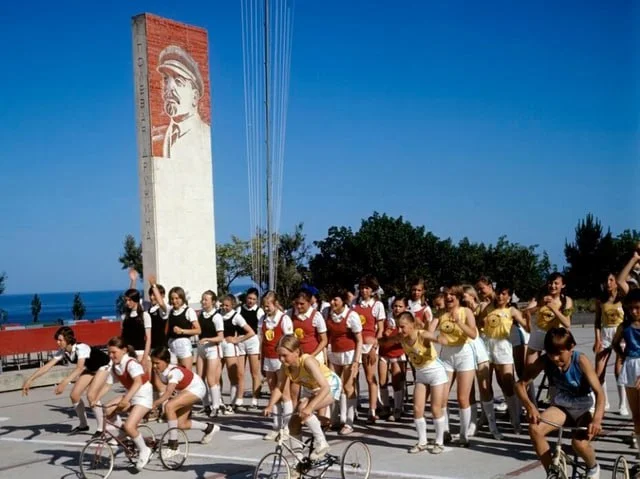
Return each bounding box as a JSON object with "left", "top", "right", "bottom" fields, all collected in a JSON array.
[
  {"left": 340, "top": 440, "right": 371, "bottom": 479},
  {"left": 254, "top": 451, "right": 292, "bottom": 479},
  {"left": 79, "top": 438, "right": 115, "bottom": 479},
  {"left": 138, "top": 424, "right": 156, "bottom": 450},
  {"left": 613, "top": 455, "right": 630, "bottom": 479},
  {"left": 159, "top": 427, "right": 190, "bottom": 470}
]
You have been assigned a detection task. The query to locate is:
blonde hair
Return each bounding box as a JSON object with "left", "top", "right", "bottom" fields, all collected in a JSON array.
[{"left": 277, "top": 334, "right": 301, "bottom": 353}]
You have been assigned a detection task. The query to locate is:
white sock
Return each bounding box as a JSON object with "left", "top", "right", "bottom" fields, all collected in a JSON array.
[
  {"left": 347, "top": 398, "right": 357, "bottom": 426},
  {"left": 132, "top": 432, "right": 150, "bottom": 454},
  {"left": 230, "top": 385, "right": 238, "bottom": 404},
  {"left": 506, "top": 395, "right": 520, "bottom": 428},
  {"left": 603, "top": 379, "right": 609, "bottom": 406},
  {"left": 434, "top": 415, "right": 446, "bottom": 446},
  {"left": 190, "top": 420, "right": 208, "bottom": 431},
  {"left": 272, "top": 403, "right": 281, "bottom": 430},
  {"left": 168, "top": 419, "right": 178, "bottom": 440},
  {"left": 618, "top": 385, "right": 627, "bottom": 410},
  {"left": 442, "top": 407, "right": 449, "bottom": 432},
  {"left": 339, "top": 394, "right": 347, "bottom": 424},
  {"left": 414, "top": 417, "right": 427, "bottom": 445},
  {"left": 380, "top": 386, "right": 390, "bottom": 408},
  {"left": 73, "top": 400, "right": 88, "bottom": 427},
  {"left": 283, "top": 400, "right": 294, "bottom": 424},
  {"left": 211, "top": 385, "right": 221, "bottom": 409},
  {"left": 305, "top": 415, "right": 326, "bottom": 445},
  {"left": 459, "top": 407, "right": 471, "bottom": 440},
  {"left": 93, "top": 402, "right": 104, "bottom": 431},
  {"left": 481, "top": 400, "right": 499, "bottom": 433},
  {"left": 393, "top": 390, "right": 404, "bottom": 411}
]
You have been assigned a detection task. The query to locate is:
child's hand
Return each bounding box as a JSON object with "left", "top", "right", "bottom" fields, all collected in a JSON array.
[
  {"left": 526, "top": 406, "right": 541, "bottom": 425},
  {"left": 592, "top": 340, "right": 602, "bottom": 354},
  {"left": 588, "top": 418, "right": 602, "bottom": 438},
  {"left": 128, "top": 268, "right": 139, "bottom": 283},
  {"left": 543, "top": 295, "right": 553, "bottom": 305},
  {"left": 263, "top": 407, "right": 272, "bottom": 417},
  {"left": 148, "top": 274, "right": 157, "bottom": 286}
]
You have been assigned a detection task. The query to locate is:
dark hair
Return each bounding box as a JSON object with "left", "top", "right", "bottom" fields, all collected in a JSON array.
[
  {"left": 623, "top": 289, "right": 640, "bottom": 326},
  {"left": 544, "top": 327, "right": 576, "bottom": 354},
  {"left": 223, "top": 294, "right": 238, "bottom": 308},
  {"left": 359, "top": 274, "right": 380, "bottom": 291},
  {"left": 151, "top": 346, "right": 171, "bottom": 363},
  {"left": 124, "top": 288, "right": 144, "bottom": 317},
  {"left": 107, "top": 336, "right": 137, "bottom": 358},
  {"left": 202, "top": 290, "right": 217, "bottom": 302},
  {"left": 392, "top": 295, "right": 409, "bottom": 307},
  {"left": 476, "top": 276, "right": 493, "bottom": 287},
  {"left": 54, "top": 326, "right": 76, "bottom": 345},
  {"left": 329, "top": 288, "right": 352, "bottom": 305},
  {"left": 293, "top": 289, "right": 312, "bottom": 302},
  {"left": 246, "top": 287, "right": 260, "bottom": 298},
  {"left": 442, "top": 285, "right": 464, "bottom": 302},
  {"left": 495, "top": 283, "right": 513, "bottom": 297},
  {"left": 599, "top": 272, "right": 622, "bottom": 303},
  {"left": 149, "top": 284, "right": 166, "bottom": 297},
  {"left": 537, "top": 272, "right": 567, "bottom": 310}
]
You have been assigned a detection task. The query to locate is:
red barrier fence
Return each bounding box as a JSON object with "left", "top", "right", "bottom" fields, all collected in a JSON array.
[{"left": 0, "top": 321, "right": 121, "bottom": 356}]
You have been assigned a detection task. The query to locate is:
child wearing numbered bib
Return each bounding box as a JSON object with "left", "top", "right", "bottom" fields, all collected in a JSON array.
[
  {"left": 382, "top": 312, "right": 448, "bottom": 454},
  {"left": 379, "top": 296, "right": 408, "bottom": 422},
  {"left": 428, "top": 285, "right": 478, "bottom": 446},
  {"left": 408, "top": 277, "right": 433, "bottom": 327},
  {"left": 264, "top": 335, "right": 342, "bottom": 464},
  {"left": 196, "top": 290, "right": 224, "bottom": 417},
  {"left": 261, "top": 291, "right": 295, "bottom": 441},
  {"left": 594, "top": 273, "right": 627, "bottom": 415},
  {"left": 151, "top": 347, "right": 219, "bottom": 455},
  {"left": 325, "top": 289, "right": 363, "bottom": 435},
  {"left": 612, "top": 289, "right": 640, "bottom": 457},
  {"left": 479, "top": 284, "right": 527, "bottom": 434},
  {"left": 516, "top": 328, "right": 604, "bottom": 479}
]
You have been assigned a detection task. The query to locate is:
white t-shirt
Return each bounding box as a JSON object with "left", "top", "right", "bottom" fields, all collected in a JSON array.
[
  {"left": 161, "top": 364, "right": 187, "bottom": 385},
  {"left": 358, "top": 298, "right": 386, "bottom": 320},
  {"left": 263, "top": 310, "right": 294, "bottom": 334},
  {"left": 149, "top": 304, "right": 169, "bottom": 319},
  {"left": 328, "top": 308, "right": 363, "bottom": 333},
  {"left": 408, "top": 299, "right": 432, "bottom": 322},
  {"left": 110, "top": 354, "right": 144, "bottom": 386},
  {"left": 53, "top": 343, "right": 91, "bottom": 363},
  {"left": 170, "top": 305, "right": 198, "bottom": 323},
  {"left": 222, "top": 309, "right": 247, "bottom": 333},
  {"left": 120, "top": 309, "right": 152, "bottom": 329},
  {"left": 290, "top": 307, "right": 327, "bottom": 334}
]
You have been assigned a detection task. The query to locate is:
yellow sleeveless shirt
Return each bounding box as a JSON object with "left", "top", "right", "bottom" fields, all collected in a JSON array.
[
  {"left": 483, "top": 305, "right": 513, "bottom": 339},
  {"left": 536, "top": 299, "right": 572, "bottom": 331},
  {"left": 400, "top": 335, "right": 437, "bottom": 368},
  {"left": 438, "top": 308, "right": 470, "bottom": 346},
  {"left": 601, "top": 301, "right": 624, "bottom": 328},
  {"left": 284, "top": 354, "right": 333, "bottom": 390}
]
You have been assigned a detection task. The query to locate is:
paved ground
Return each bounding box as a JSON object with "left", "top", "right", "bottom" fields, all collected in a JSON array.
[{"left": 0, "top": 324, "right": 634, "bottom": 479}]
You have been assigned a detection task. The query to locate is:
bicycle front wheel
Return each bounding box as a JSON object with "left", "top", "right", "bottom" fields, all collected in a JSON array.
[
  {"left": 341, "top": 441, "right": 371, "bottom": 479},
  {"left": 254, "top": 452, "right": 292, "bottom": 479},
  {"left": 613, "top": 455, "right": 630, "bottom": 479},
  {"left": 79, "top": 438, "right": 115, "bottom": 479},
  {"left": 159, "top": 427, "right": 190, "bottom": 470}
]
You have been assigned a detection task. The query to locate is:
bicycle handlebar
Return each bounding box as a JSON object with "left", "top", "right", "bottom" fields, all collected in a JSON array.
[{"left": 539, "top": 417, "right": 589, "bottom": 431}]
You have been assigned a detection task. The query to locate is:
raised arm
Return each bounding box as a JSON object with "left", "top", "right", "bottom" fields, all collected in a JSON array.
[{"left": 617, "top": 249, "right": 640, "bottom": 295}]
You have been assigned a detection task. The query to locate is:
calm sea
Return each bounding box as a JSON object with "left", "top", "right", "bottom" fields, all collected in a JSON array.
[{"left": 0, "top": 284, "right": 251, "bottom": 326}]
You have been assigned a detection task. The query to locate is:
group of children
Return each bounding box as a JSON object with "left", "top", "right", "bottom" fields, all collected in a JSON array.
[{"left": 19, "top": 243, "right": 640, "bottom": 478}]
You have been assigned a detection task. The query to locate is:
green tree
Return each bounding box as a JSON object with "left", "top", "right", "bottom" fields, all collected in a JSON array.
[
  {"left": 72, "top": 293, "right": 86, "bottom": 321},
  {"left": 31, "top": 294, "right": 42, "bottom": 323},
  {"left": 216, "top": 236, "right": 253, "bottom": 295},
  {"left": 612, "top": 229, "right": 640, "bottom": 271},
  {"left": 0, "top": 272, "right": 6, "bottom": 295},
  {"left": 274, "top": 223, "right": 311, "bottom": 302},
  {"left": 564, "top": 214, "right": 615, "bottom": 299},
  {"left": 119, "top": 234, "right": 143, "bottom": 277},
  {"left": 115, "top": 294, "right": 126, "bottom": 317}
]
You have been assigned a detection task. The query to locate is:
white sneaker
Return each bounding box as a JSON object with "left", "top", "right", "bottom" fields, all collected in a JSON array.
[
  {"left": 604, "top": 402, "right": 611, "bottom": 412},
  {"left": 161, "top": 448, "right": 180, "bottom": 460},
  {"left": 620, "top": 404, "right": 630, "bottom": 417},
  {"left": 585, "top": 463, "right": 600, "bottom": 479},
  {"left": 263, "top": 430, "right": 279, "bottom": 441},
  {"left": 310, "top": 441, "right": 330, "bottom": 461},
  {"left": 467, "top": 422, "right": 477, "bottom": 437},
  {"left": 136, "top": 447, "right": 152, "bottom": 471},
  {"left": 201, "top": 424, "right": 220, "bottom": 444}
]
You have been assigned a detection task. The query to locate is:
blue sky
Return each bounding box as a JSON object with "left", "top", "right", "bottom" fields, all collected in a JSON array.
[{"left": 0, "top": 0, "right": 637, "bottom": 294}]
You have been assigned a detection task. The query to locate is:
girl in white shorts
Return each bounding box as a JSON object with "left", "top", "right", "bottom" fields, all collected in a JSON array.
[
  {"left": 594, "top": 273, "right": 627, "bottom": 415},
  {"left": 383, "top": 312, "right": 448, "bottom": 454},
  {"left": 325, "top": 289, "right": 363, "bottom": 435},
  {"left": 261, "top": 292, "right": 294, "bottom": 440},
  {"left": 237, "top": 288, "right": 264, "bottom": 409},
  {"left": 379, "top": 296, "right": 408, "bottom": 422},
  {"left": 166, "top": 286, "right": 201, "bottom": 368},
  {"left": 480, "top": 284, "right": 527, "bottom": 433},
  {"left": 428, "top": 285, "right": 478, "bottom": 446},
  {"left": 151, "top": 347, "right": 219, "bottom": 453},
  {"left": 220, "top": 294, "right": 256, "bottom": 412},
  {"left": 613, "top": 289, "right": 640, "bottom": 454},
  {"left": 196, "top": 290, "right": 225, "bottom": 416},
  {"left": 103, "top": 337, "right": 154, "bottom": 471},
  {"left": 264, "top": 335, "right": 342, "bottom": 463}
]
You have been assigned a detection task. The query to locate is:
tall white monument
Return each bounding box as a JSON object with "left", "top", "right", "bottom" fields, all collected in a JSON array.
[{"left": 132, "top": 13, "right": 217, "bottom": 304}]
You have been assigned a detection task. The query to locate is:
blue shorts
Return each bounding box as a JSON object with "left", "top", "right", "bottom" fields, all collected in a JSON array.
[{"left": 301, "top": 372, "right": 342, "bottom": 401}]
